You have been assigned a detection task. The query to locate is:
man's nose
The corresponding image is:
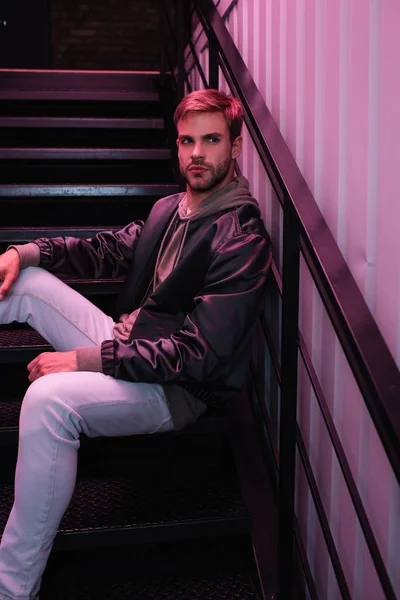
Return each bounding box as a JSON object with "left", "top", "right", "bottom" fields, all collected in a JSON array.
[{"left": 191, "top": 141, "right": 204, "bottom": 159}]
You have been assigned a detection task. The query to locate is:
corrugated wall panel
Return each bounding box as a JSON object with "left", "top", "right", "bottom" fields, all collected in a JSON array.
[{"left": 376, "top": 2, "right": 400, "bottom": 369}]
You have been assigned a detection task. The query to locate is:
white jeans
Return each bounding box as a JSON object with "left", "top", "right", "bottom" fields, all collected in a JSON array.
[{"left": 0, "top": 268, "right": 174, "bottom": 600}]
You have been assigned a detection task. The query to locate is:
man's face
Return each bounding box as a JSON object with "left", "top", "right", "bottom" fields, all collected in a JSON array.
[{"left": 176, "top": 111, "right": 241, "bottom": 196}]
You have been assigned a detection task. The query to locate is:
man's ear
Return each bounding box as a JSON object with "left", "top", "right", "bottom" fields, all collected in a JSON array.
[
  {"left": 231, "top": 136, "right": 242, "bottom": 159},
  {"left": 176, "top": 138, "right": 179, "bottom": 149}
]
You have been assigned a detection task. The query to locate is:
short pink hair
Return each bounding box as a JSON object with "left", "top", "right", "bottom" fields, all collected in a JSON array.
[{"left": 174, "top": 89, "right": 244, "bottom": 142}]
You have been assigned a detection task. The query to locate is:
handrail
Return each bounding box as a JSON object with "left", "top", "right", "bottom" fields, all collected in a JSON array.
[
  {"left": 188, "top": 0, "right": 400, "bottom": 482},
  {"left": 159, "top": 1, "right": 400, "bottom": 598}
]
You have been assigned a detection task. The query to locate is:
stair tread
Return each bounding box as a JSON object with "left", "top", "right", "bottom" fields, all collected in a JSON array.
[
  {"left": 0, "top": 226, "right": 121, "bottom": 241},
  {"left": 0, "top": 328, "right": 49, "bottom": 348},
  {"left": 0, "top": 456, "right": 249, "bottom": 545},
  {"left": 0, "top": 183, "right": 179, "bottom": 197},
  {"left": 0, "top": 396, "right": 226, "bottom": 437},
  {"left": 40, "top": 571, "right": 261, "bottom": 600},
  {"left": 0, "top": 148, "right": 171, "bottom": 160},
  {"left": 0, "top": 72, "right": 161, "bottom": 101},
  {"left": 0, "top": 117, "right": 164, "bottom": 129},
  {"left": 0, "top": 273, "right": 121, "bottom": 295}
]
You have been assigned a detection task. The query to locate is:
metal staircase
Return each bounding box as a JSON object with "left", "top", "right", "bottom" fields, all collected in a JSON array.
[{"left": 0, "top": 70, "right": 262, "bottom": 599}]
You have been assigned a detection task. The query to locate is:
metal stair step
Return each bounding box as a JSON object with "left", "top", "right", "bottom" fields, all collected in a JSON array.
[
  {"left": 0, "top": 183, "right": 179, "bottom": 200},
  {"left": 39, "top": 570, "right": 261, "bottom": 600},
  {"left": 0, "top": 148, "right": 171, "bottom": 160},
  {"left": 0, "top": 117, "right": 164, "bottom": 129},
  {"left": 0, "top": 90, "right": 160, "bottom": 101},
  {"left": 38, "top": 535, "right": 261, "bottom": 599},
  {"left": 0, "top": 226, "right": 120, "bottom": 243},
  {"left": 0, "top": 99, "right": 164, "bottom": 119},
  {"left": 0, "top": 395, "right": 227, "bottom": 445},
  {"left": 0, "top": 122, "right": 168, "bottom": 149},
  {"left": 0, "top": 329, "right": 50, "bottom": 362},
  {"left": 0, "top": 274, "right": 122, "bottom": 296},
  {"left": 0, "top": 70, "right": 161, "bottom": 98},
  {"left": 0, "top": 161, "right": 175, "bottom": 185},
  {"left": 0, "top": 452, "right": 249, "bottom": 550}
]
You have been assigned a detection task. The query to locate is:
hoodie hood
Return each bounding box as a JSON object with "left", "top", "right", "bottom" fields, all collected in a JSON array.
[
  {"left": 178, "top": 175, "right": 261, "bottom": 221},
  {"left": 152, "top": 176, "right": 260, "bottom": 292}
]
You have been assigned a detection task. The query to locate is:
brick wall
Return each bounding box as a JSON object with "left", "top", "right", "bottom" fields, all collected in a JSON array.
[{"left": 51, "top": 0, "right": 162, "bottom": 70}]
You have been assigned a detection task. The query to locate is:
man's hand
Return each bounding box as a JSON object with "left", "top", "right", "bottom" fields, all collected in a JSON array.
[
  {"left": 27, "top": 351, "right": 78, "bottom": 383},
  {"left": 0, "top": 249, "right": 21, "bottom": 301}
]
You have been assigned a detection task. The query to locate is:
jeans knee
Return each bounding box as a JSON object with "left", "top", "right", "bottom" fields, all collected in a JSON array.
[
  {"left": 19, "top": 375, "right": 78, "bottom": 441},
  {"left": 19, "top": 377, "right": 54, "bottom": 433}
]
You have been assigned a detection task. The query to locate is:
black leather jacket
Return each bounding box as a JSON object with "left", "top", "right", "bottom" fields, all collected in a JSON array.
[{"left": 36, "top": 192, "right": 272, "bottom": 406}]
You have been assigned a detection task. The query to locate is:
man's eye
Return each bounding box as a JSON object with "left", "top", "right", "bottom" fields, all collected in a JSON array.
[
  {"left": 181, "top": 139, "right": 192, "bottom": 145},
  {"left": 208, "top": 137, "right": 219, "bottom": 143}
]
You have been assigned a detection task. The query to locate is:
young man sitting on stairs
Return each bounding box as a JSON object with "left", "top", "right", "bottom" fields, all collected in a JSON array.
[{"left": 0, "top": 89, "right": 271, "bottom": 600}]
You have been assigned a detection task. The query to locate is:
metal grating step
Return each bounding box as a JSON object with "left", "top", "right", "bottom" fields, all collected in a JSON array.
[
  {"left": 0, "top": 329, "right": 50, "bottom": 363},
  {"left": 0, "top": 70, "right": 161, "bottom": 96},
  {"left": 0, "top": 117, "right": 164, "bottom": 129},
  {"left": 0, "top": 328, "right": 48, "bottom": 348},
  {"left": 40, "top": 571, "right": 261, "bottom": 600},
  {"left": 0, "top": 148, "right": 171, "bottom": 160},
  {"left": 0, "top": 226, "right": 121, "bottom": 245},
  {"left": 0, "top": 399, "right": 20, "bottom": 428},
  {"left": 0, "top": 455, "right": 249, "bottom": 549},
  {"left": 0, "top": 276, "right": 121, "bottom": 304},
  {"left": 0, "top": 72, "right": 161, "bottom": 101},
  {"left": 0, "top": 183, "right": 179, "bottom": 199},
  {"left": 0, "top": 128, "right": 168, "bottom": 150},
  {"left": 0, "top": 396, "right": 226, "bottom": 432},
  {"left": 0, "top": 160, "right": 175, "bottom": 185},
  {"left": 0, "top": 394, "right": 228, "bottom": 445},
  {"left": 0, "top": 99, "right": 164, "bottom": 119}
]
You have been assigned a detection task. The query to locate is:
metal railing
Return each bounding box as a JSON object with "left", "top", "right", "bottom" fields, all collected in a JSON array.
[{"left": 159, "top": 1, "right": 400, "bottom": 598}]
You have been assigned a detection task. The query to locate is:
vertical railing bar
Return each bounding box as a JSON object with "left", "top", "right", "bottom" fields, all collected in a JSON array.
[
  {"left": 163, "top": 3, "right": 177, "bottom": 52},
  {"left": 296, "top": 428, "right": 352, "bottom": 599},
  {"left": 176, "top": 0, "right": 185, "bottom": 102},
  {"left": 249, "top": 359, "right": 280, "bottom": 472},
  {"left": 259, "top": 311, "right": 282, "bottom": 386},
  {"left": 208, "top": 32, "right": 219, "bottom": 89},
  {"left": 293, "top": 519, "right": 319, "bottom": 600},
  {"left": 188, "top": 38, "right": 209, "bottom": 89},
  {"left": 298, "top": 334, "right": 397, "bottom": 599},
  {"left": 159, "top": 0, "right": 167, "bottom": 89},
  {"left": 277, "top": 198, "right": 300, "bottom": 599}
]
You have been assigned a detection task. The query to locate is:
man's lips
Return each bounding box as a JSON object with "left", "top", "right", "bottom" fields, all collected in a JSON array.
[{"left": 189, "top": 165, "right": 207, "bottom": 173}]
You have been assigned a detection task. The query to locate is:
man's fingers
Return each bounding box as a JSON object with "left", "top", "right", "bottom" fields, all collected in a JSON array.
[
  {"left": 0, "top": 249, "right": 21, "bottom": 300},
  {"left": 27, "top": 352, "right": 77, "bottom": 382},
  {"left": 27, "top": 359, "right": 43, "bottom": 382},
  {"left": 0, "top": 272, "right": 17, "bottom": 300},
  {"left": 27, "top": 357, "right": 37, "bottom": 372}
]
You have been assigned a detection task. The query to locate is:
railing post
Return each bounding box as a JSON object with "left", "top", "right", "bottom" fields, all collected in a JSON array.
[
  {"left": 176, "top": 0, "right": 185, "bottom": 102},
  {"left": 159, "top": 0, "right": 166, "bottom": 90},
  {"left": 208, "top": 33, "right": 219, "bottom": 89},
  {"left": 278, "top": 198, "right": 301, "bottom": 599}
]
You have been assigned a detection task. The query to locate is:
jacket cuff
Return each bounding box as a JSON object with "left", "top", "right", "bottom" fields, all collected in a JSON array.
[
  {"left": 76, "top": 346, "right": 103, "bottom": 372},
  {"left": 7, "top": 243, "right": 40, "bottom": 269},
  {"left": 101, "top": 339, "right": 117, "bottom": 376}
]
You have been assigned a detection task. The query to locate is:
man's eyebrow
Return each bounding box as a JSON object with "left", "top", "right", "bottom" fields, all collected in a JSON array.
[{"left": 202, "top": 132, "right": 222, "bottom": 138}]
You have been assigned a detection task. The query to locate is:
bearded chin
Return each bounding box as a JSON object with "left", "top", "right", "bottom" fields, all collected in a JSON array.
[{"left": 181, "top": 159, "right": 232, "bottom": 193}]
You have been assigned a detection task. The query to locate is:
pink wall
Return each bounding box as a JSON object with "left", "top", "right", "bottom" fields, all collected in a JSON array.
[{"left": 187, "top": 1, "right": 400, "bottom": 597}]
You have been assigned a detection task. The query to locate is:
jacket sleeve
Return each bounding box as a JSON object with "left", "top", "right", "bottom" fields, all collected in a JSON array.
[
  {"left": 101, "top": 232, "right": 272, "bottom": 383},
  {"left": 34, "top": 221, "right": 144, "bottom": 279}
]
